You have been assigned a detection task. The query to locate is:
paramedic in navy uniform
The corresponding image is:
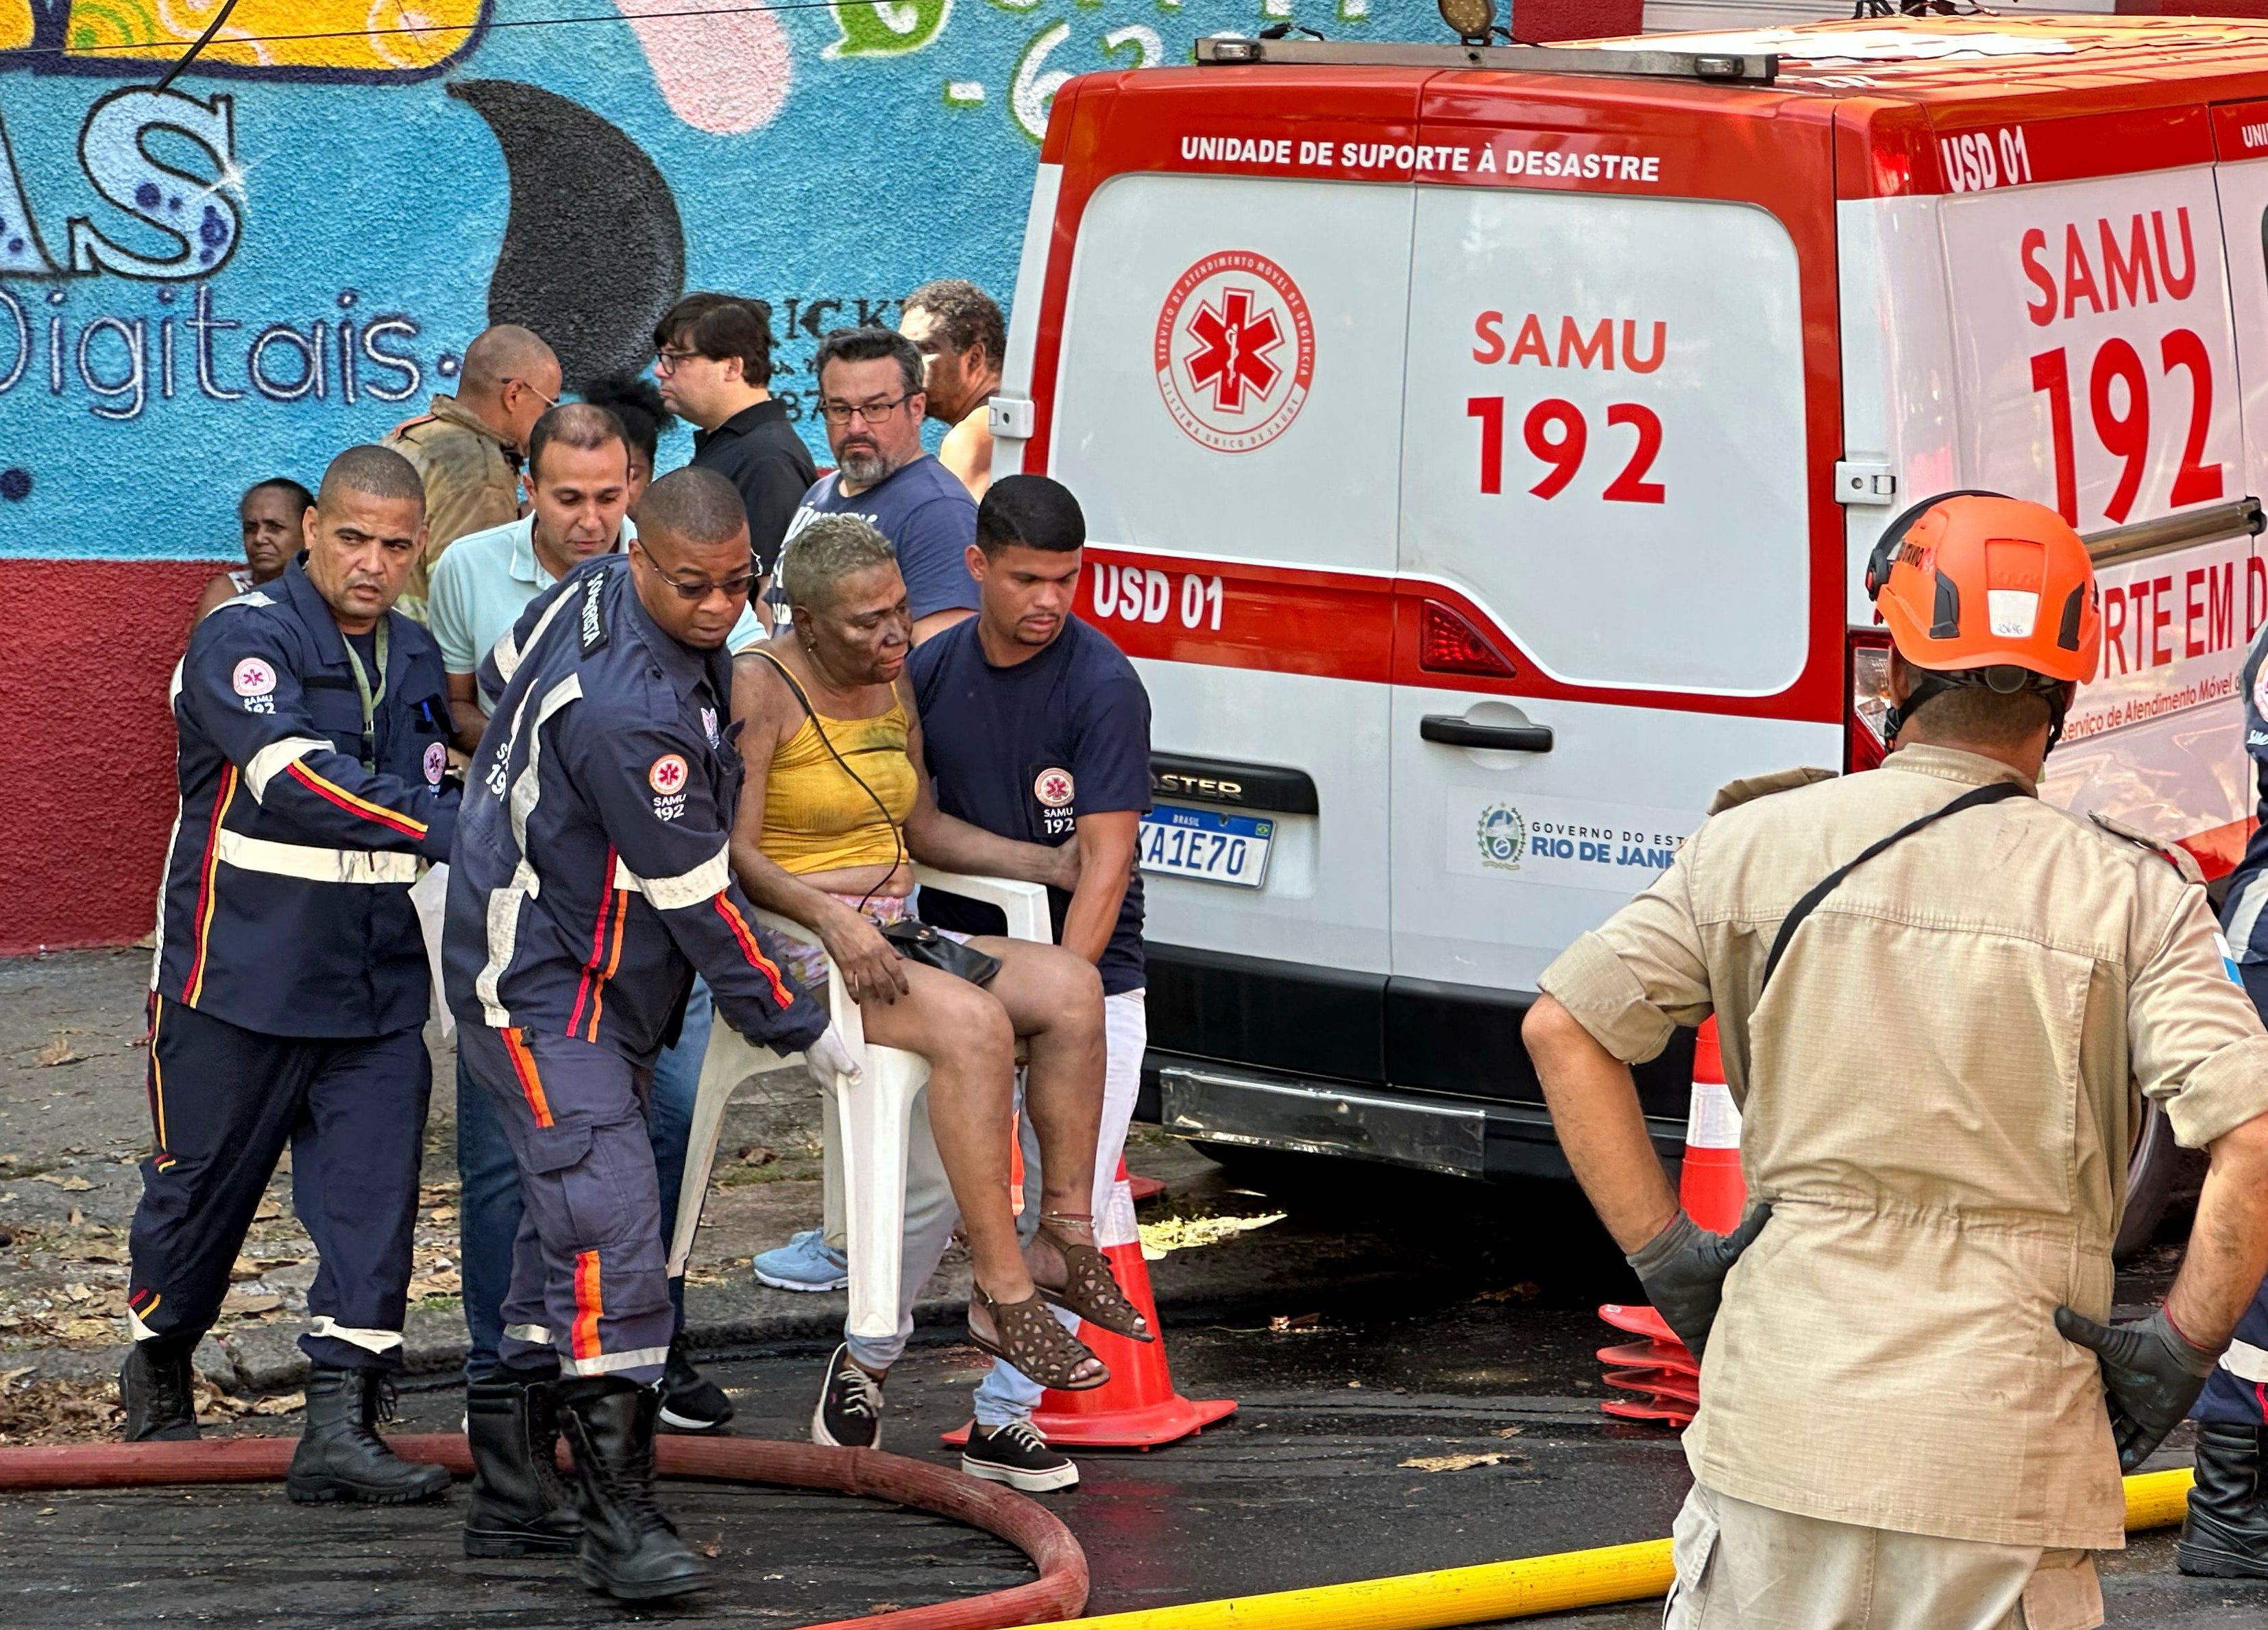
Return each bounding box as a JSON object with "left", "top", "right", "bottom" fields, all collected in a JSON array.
[
  {"left": 2189, "top": 624, "right": 2268, "bottom": 1578},
  {"left": 443, "top": 466, "right": 848, "bottom": 1601},
  {"left": 124, "top": 446, "right": 460, "bottom": 1510}
]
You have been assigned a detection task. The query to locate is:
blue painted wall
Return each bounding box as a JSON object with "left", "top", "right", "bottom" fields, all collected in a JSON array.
[{"left": 0, "top": 0, "right": 1419, "bottom": 562}]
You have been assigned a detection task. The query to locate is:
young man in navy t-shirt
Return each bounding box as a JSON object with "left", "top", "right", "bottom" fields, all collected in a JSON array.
[{"left": 886, "top": 476, "right": 1153, "bottom": 1492}]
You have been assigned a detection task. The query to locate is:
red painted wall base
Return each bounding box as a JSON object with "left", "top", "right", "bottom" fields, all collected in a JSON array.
[{"left": 1, "top": 560, "right": 223, "bottom": 956}]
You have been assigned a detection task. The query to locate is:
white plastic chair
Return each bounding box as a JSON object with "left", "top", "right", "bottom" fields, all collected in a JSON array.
[{"left": 669, "top": 868, "right": 1050, "bottom": 1339}]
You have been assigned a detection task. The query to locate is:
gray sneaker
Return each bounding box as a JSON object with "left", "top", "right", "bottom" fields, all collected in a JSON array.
[{"left": 753, "top": 1229, "right": 849, "bottom": 1292}]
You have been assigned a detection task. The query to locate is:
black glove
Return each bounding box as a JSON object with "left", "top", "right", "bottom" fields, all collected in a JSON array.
[
  {"left": 1626, "top": 1205, "right": 1772, "bottom": 1361},
  {"left": 2054, "top": 1305, "right": 2219, "bottom": 1472}
]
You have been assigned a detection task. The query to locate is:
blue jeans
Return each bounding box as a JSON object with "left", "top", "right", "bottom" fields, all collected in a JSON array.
[{"left": 458, "top": 979, "right": 712, "bottom": 1379}]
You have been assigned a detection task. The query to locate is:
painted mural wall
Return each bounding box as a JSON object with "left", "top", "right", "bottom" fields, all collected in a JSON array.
[{"left": 0, "top": 0, "right": 1437, "bottom": 952}]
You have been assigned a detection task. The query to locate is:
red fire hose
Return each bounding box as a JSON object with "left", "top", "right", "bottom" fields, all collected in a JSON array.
[{"left": 0, "top": 1432, "right": 1088, "bottom": 1630}]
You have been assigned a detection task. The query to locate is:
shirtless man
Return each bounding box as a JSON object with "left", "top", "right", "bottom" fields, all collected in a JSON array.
[{"left": 901, "top": 280, "right": 1005, "bottom": 500}]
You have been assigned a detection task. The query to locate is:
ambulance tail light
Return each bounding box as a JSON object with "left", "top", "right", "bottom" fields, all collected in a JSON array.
[
  {"left": 1847, "top": 629, "right": 1893, "bottom": 774},
  {"left": 1420, "top": 600, "right": 1516, "bottom": 678}
]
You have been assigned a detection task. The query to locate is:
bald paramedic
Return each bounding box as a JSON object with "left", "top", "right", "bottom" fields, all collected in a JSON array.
[
  {"left": 126, "top": 446, "right": 459, "bottom": 1505},
  {"left": 1526, "top": 492, "right": 2268, "bottom": 1628},
  {"left": 443, "top": 465, "right": 849, "bottom": 1601}
]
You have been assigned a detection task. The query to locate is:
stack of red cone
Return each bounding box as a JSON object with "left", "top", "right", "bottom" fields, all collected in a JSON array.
[
  {"left": 947, "top": 1159, "right": 1235, "bottom": 1449},
  {"left": 1598, "top": 1016, "right": 1745, "bottom": 1426}
]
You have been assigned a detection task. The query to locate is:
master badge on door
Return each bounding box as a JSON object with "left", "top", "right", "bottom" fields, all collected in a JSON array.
[{"left": 1155, "top": 250, "right": 1315, "bottom": 454}]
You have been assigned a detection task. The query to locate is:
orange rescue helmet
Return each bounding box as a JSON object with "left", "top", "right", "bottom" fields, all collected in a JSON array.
[{"left": 1864, "top": 491, "right": 2101, "bottom": 684}]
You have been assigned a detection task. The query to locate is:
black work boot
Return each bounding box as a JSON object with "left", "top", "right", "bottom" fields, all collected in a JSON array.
[
  {"left": 556, "top": 1376, "right": 712, "bottom": 1601},
  {"left": 465, "top": 1368, "right": 582, "bottom": 1557},
  {"left": 285, "top": 1365, "right": 452, "bottom": 1505},
  {"left": 119, "top": 1336, "right": 201, "bottom": 1442},
  {"left": 2179, "top": 1420, "right": 2268, "bottom": 1578}
]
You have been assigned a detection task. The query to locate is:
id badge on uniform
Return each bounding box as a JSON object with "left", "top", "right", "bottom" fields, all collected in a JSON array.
[{"left": 1028, "top": 762, "right": 1077, "bottom": 842}]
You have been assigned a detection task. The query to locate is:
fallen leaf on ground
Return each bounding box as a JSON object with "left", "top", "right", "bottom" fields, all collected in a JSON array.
[
  {"left": 1400, "top": 1451, "right": 1515, "bottom": 1473},
  {"left": 77, "top": 1248, "right": 124, "bottom": 1265},
  {"left": 31, "top": 1174, "right": 93, "bottom": 1192},
  {"left": 251, "top": 1391, "right": 304, "bottom": 1415},
  {"left": 60, "top": 1317, "right": 115, "bottom": 1341},
  {"left": 228, "top": 1259, "right": 265, "bottom": 1282},
  {"left": 220, "top": 1290, "right": 282, "bottom": 1316},
  {"left": 36, "top": 1036, "right": 81, "bottom": 1067},
  {"left": 735, "top": 1145, "right": 776, "bottom": 1166},
  {"left": 407, "top": 1271, "right": 461, "bottom": 1297},
  {"left": 0, "top": 1367, "right": 34, "bottom": 1387},
  {"left": 1494, "top": 1425, "right": 1524, "bottom": 1438},
  {"left": 1474, "top": 1282, "right": 1541, "bottom": 1303},
  {"left": 694, "top": 1533, "right": 724, "bottom": 1559},
  {"left": 252, "top": 1198, "right": 283, "bottom": 1221},
  {"left": 1137, "top": 1211, "right": 1287, "bottom": 1257},
  {"left": 1269, "top": 1313, "right": 1321, "bottom": 1333}
]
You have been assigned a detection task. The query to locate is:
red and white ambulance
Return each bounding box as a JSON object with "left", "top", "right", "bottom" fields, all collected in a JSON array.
[{"left": 988, "top": 16, "right": 2268, "bottom": 1217}]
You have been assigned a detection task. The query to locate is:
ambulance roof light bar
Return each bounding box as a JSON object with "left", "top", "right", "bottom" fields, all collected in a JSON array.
[
  {"left": 1195, "top": 36, "right": 1779, "bottom": 86},
  {"left": 2082, "top": 496, "right": 2263, "bottom": 570}
]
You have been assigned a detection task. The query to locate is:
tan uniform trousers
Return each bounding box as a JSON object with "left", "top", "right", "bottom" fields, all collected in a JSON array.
[{"left": 1665, "top": 1483, "right": 2104, "bottom": 1630}]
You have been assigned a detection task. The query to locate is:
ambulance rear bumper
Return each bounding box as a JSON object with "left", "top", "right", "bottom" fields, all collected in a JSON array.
[{"left": 1142, "top": 1052, "right": 1686, "bottom": 1181}]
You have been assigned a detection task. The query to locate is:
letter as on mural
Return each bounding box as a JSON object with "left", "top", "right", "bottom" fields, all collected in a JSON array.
[{"left": 68, "top": 90, "right": 241, "bottom": 279}]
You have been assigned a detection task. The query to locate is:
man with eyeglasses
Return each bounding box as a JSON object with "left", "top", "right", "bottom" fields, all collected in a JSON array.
[
  {"left": 446, "top": 466, "right": 850, "bottom": 1598},
  {"left": 382, "top": 323, "right": 561, "bottom": 622},
  {"left": 653, "top": 293, "right": 816, "bottom": 583},
  {"left": 775, "top": 325, "right": 978, "bottom": 646}
]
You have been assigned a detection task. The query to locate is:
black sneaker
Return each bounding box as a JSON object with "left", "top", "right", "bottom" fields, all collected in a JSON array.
[
  {"left": 961, "top": 1420, "right": 1079, "bottom": 1492},
  {"left": 657, "top": 1337, "right": 733, "bottom": 1434},
  {"left": 809, "top": 1343, "right": 883, "bottom": 1449}
]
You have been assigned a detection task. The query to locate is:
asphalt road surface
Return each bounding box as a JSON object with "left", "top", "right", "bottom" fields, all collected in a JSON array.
[{"left": 5, "top": 1149, "right": 2265, "bottom": 1628}]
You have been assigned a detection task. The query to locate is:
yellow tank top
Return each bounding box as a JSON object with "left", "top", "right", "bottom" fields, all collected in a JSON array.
[{"left": 754, "top": 654, "right": 917, "bottom": 877}]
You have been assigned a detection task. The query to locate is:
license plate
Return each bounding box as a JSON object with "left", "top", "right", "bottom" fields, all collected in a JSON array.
[{"left": 1139, "top": 805, "right": 1273, "bottom": 888}]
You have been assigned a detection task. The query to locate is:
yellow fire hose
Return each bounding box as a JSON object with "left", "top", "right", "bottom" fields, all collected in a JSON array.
[{"left": 1032, "top": 1469, "right": 2195, "bottom": 1630}]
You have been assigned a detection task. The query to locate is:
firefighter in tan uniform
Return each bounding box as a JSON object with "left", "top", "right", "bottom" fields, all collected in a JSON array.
[{"left": 1526, "top": 494, "right": 2268, "bottom": 1629}]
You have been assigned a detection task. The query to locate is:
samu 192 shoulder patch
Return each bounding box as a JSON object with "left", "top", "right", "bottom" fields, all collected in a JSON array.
[{"left": 576, "top": 571, "right": 610, "bottom": 657}]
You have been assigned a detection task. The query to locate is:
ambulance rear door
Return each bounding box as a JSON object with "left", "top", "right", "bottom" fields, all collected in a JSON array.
[
  {"left": 1386, "top": 82, "right": 1846, "bottom": 1099},
  {"left": 1925, "top": 104, "right": 2263, "bottom": 872},
  {"left": 1032, "top": 73, "right": 1424, "bottom": 1086}
]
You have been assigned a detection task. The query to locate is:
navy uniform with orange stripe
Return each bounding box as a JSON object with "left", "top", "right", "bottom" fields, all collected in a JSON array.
[
  {"left": 132, "top": 552, "right": 457, "bottom": 1374},
  {"left": 443, "top": 554, "right": 823, "bottom": 1383}
]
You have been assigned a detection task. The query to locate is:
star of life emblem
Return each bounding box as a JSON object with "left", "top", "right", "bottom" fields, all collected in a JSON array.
[{"left": 1154, "top": 250, "right": 1315, "bottom": 454}]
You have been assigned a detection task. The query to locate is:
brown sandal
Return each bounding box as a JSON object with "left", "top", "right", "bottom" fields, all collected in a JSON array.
[
  {"left": 968, "top": 1285, "right": 1110, "bottom": 1391},
  {"left": 1028, "top": 1215, "right": 1154, "bottom": 1343}
]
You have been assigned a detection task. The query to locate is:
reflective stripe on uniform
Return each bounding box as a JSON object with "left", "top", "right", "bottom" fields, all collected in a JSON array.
[
  {"left": 2223, "top": 1337, "right": 2268, "bottom": 1383},
  {"left": 504, "top": 1322, "right": 553, "bottom": 1346},
  {"left": 244, "top": 735, "right": 332, "bottom": 802},
  {"left": 612, "top": 844, "right": 729, "bottom": 911},
  {"left": 475, "top": 673, "right": 584, "bottom": 1027},
  {"left": 489, "top": 577, "right": 582, "bottom": 690},
  {"left": 308, "top": 1316, "right": 404, "bottom": 1354},
  {"left": 561, "top": 1346, "right": 671, "bottom": 1378},
  {"left": 215, "top": 829, "right": 420, "bottom": 885},
  {"left": 2226, "top": 875, "right": 2268, "bottom": 964}
]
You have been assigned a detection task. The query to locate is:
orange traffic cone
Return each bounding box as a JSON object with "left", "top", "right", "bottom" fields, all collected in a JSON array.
[
  {"left": 946, "top": 1160, "right": 1235, "bottom": 1449},
  {"left": 1598, "top": 1017, "right": 1746, "bottom": 1425},
  {"left": 1676, "top": 1017, "right": 1745, "bottom": 1232}
]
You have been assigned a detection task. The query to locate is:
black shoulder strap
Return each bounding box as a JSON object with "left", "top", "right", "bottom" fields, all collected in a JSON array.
[{"left": 1759, "top": 781, "right": 2027, "bottom": 992}]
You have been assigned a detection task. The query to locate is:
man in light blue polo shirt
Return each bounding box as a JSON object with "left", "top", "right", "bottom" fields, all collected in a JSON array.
[{"left": 428, "top": 402, "right": 758, "bottom": 1435}]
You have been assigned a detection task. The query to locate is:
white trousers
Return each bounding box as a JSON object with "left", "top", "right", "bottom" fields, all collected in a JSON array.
[{"left": 831, "top": 989, "right": 1146, "bottom": 1426}]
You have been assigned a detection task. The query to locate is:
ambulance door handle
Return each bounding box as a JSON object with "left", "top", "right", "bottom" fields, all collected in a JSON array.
[{"left": 1419, "top": 716, "right": 1554, "bottom": 753}]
